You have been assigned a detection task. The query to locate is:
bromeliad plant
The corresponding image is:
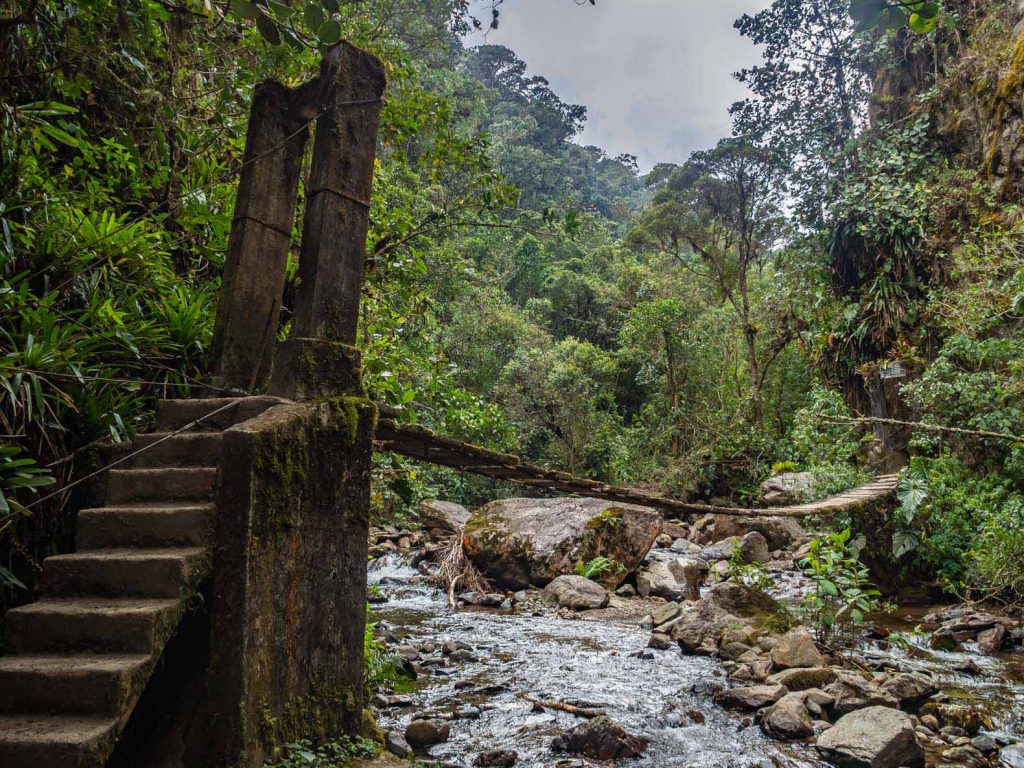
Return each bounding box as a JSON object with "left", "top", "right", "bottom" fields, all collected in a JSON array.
[{"left": 799, "top": 528, "right": 885, "bottom": 647}]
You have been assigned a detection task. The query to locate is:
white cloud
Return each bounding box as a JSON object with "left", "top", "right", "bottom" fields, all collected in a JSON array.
[{"left": 465, "top": 0, "right": 769, "bottom": 171}]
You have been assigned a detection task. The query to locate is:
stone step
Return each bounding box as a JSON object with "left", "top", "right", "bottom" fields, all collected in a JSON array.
[
  {"left": 0, "top": 714, "right": 118, "bottom": 768},
  {"left": 106, "top": 467, "right": 217, "bottom": 505},
  {"left": 125, "top": 432, "right": 223, "bottom": 468},
  {"left": 154, "top": 395, "right": 286, "bottom": 432},
  {"left": 76, "top": 504, "right": 212, "bottom": 549},
  {"left": 0, "top": 654, "right": 152, "bottom": 716},
  {"left": 5, "top": 597, "right": 182, "bottom": 654},
  {"left": 41, "top": 547, "right": 208, "bottom": 598}
]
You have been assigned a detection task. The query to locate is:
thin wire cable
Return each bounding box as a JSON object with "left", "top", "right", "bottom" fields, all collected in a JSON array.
[{"left": 23, "top": 396, "right": 247, "bottom": 510}]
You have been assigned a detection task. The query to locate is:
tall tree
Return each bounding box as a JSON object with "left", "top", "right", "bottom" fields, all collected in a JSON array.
[{"left": 630, "top": 139, "right": 793, "bottom": 427}]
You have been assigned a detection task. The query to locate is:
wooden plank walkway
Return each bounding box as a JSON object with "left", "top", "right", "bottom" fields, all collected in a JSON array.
[{"left": 374, "top": 410, "right": 899, "bottom": 518}]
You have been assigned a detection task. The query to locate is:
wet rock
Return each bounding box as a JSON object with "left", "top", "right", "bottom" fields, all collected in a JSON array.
[
  {"left": 978, "top": 624, "right": 1007, "bottom": 654},
  {"left": 474, "top": 749, "right": 518, "bottom": 767},
  {"left": 767, "top": 667, "right": 837, "bottom": 691},
  {"left": 770, "top": 627, "right": 825, "bottom": 670},
  {"left": 463, "top": 497, "right": 660, "bottom": 589},
  {"left": 648, "top": 632, "right": 673, "bottom": 650},
  {"left": 713, "top": 684, "right": 787, "bottom": 711},
  {"left": 385, "top": 730, "right": 411, "bottom": 758},
  {"left": 825, "top": 671, "right": 898, "bottom": 717},
  {"left": 405, "top": 718, "right": 450, "bottom": 750},
  {"left": 615, "top": 583, "right": 636, "bottom": 597},
  {"left": 706, "top": 515, "right": 806, "bottom": 551},
  {"left": 878, "top": 672, "right": 937, "bottom": 710},
  {"left": 1000, "top": 744, "right": 1024, "bottom": 767},
  {"left": 655, "top": 533, "right": 673, "bottom": 548},
  {"left": 761, "top": 692, "right": 815, "bottom": 740},
  {"left": 550, "top": 715, "right": 648, "bottom": 760},
  {"left": 972, "top": 734, "right": 998, "bottom": 753},
  {"left": 919, "top": 702, "right": 984, "bottom": 735},
  {"left": 637, "top": 557, "right": 702, "bottom": 601},
  {"left": 662, "top": 520, "right": 689, "bottom": 539},
  {"left": 668, "top": 581, "right": 780, "bottom": 653},
  {"left": 955, "top": 659, "right": 983, "bottom": 675},
  {"left": 395, "top": 644, "right": 421, "bottom": 661},
  {"left": 815, "top": 706, "right": 925, "bottom": 768},
  {"left": 651, "top": 601, "right": 682, "bottom": 627},
  {"left": 699, "top": 531, "right": 770, "bottom": 565},
  {"left": 543, "top": 575, "right": 610, "bottom": 611},
  {"left": 929, "top": 626, "right": 959, "bottom": 651},
  {"left": 719, "top": 641, "right": 753, "bottom": 661},
  {"left": 418, "top": 499, "right": 471, "bottom": 534}
]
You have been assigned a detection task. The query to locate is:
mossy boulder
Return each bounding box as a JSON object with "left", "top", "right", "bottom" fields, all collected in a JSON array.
[{"left": 462, "top": 497, "right": 660, "bottom": 590}]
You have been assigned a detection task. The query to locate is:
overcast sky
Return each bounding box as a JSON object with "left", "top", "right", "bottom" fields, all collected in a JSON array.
[{"left": 464, "top": 0, "right": 770, "bottom": 172}]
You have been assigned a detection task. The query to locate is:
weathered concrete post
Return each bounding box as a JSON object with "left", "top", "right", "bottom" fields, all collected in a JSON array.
[
  {"left": 208, "top": 81, "right": 314, "bottom": 393},
  {"left": 201, "top": 41, "right": 385, "bottom": 768},
  {"left": 269, "top": 41, "right": 386, "bottom": 400}
]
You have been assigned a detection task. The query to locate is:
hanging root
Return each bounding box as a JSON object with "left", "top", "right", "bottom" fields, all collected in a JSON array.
[{"left": 431, "top": 529, "right": 490, "bottom": 607}]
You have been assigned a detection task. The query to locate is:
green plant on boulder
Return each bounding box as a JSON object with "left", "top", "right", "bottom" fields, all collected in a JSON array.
[
  {"left": 262, "top": 737, "right": 377, "bottom": 768},
  {"left": 574, "top": 556, "right": 620, "bottom": 580},
  {"left": 799, "top": 528, "right": 885, "bottom": 647}
]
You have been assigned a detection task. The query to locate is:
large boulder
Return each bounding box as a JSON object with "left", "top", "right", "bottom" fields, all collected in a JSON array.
[
  {"left": 761, "top": 692, "right": 815, "bottom": 740},
  {"left": 704, "top": 515, "right": 807, "bottom": 550},
  {"left": 768, "top": 667, "right": 837, "bottom": 691},
  {"left": 770, "top": 627, "right": 825, "bottom": 669},
  {"left": 463, "top": 498, "right": 660, "bottom": 590},
  {"left": 543, "top": 575, "right": 610, "bottom": 611},
  {"left": 878, "top": 673, "right": 937, "bottom": 710},
  {"left": 637, "top": 557, "right": 703, "bottom": 601},
  {"left": 759, "top": 472, "right": 816, "bottom": 506},
  {"left": 714, "top": 684, "right": 787, "bottom": 711},
  {"left": 417, "top": 499, "right": 471, "bottom": 533},
  {"left": 667, "top": 581, "right": 780, "bottom": 652},
  {"left": 815, "top": 706, "right": 925, "bottom": 768},
  {"left": 550, "top": 716, "right": 647, "bottom": 760},
  {"left": 699, "top": 532, "right": 770, "bottom": 565},
  {"left": 825, "top": 672, "right": 898, "bottom": 717}
]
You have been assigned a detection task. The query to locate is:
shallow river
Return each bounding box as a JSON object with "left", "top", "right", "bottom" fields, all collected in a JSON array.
[{"left": 369, "top": 555, "right": 824, "bottom": 767}]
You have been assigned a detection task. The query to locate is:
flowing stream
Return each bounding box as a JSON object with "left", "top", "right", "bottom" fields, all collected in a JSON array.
[{"left": 369, "top": 555, "right": 823, "bottom": 767}]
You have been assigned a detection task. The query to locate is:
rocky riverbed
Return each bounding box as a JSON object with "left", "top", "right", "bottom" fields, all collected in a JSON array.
[{"left": 366, "top": 497, "right": 1024, "bottom": 767}]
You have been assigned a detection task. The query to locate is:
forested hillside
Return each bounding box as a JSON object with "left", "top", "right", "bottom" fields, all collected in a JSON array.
[{"left": 2, "top": 0, "right": 1023, "bottom": 615}]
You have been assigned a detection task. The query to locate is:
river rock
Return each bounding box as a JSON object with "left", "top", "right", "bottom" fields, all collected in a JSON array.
[
  {"left": 385, "top": 730, "right": 411, "bottom": 758},
  {"left": 668, "top": 581, "right": 781, "bottom": 652},
  {"left": 543, "top": 575, "right": 610, "bottom": 611},
  {"left": 978, "top": 625, "right": 1007, "bottom": 654},
  {"left": 770, "top": 627, "right": 825, "bottom": 669},
  {"left": 550, "top": 715, "right": 648, "bottom": 760},
  {"left": 761, "top": 692, "right": 815, "bottom": 740},
  {"left": 768, "top": 667, "right": 837, "bottom": 691},
  {"left": 714, "top": 684, "right": 787, "bottom": 711},
  {"left": 919, "top": 702, "right": 983, "bottom": 735},
  {"left": 463, "top": 497, "right": 660, "bottom": 589},
  {"left": 637, "top": 557, "right": 702, "bottom": 601},
  {"left": 651, "top": 601, "right": 682, "bottom": 627},
  {"left": 699, "top": 531, "right": 770, "bottom": 565},
  {"left": 825, "top": 671, "right": 898, "bottom": 717},
  {"left": 706, "top": 515, "right": 806, "bottom": 550},
  {"left": 759, "top": 472, "right": 816, "bottom": 506},
  {"left": 405, "top": 718, "right": 450, "bottom": 750},
  {"left": 418, "top": 499, "right": 471, "bottom": 533},
  {"left": 815, "top": 706, "right": 925, "bottom": 768},
  {"left": 474, "top": 748, "right": 518, "bottom": 766},
  {"left": 878, "top": 672, "right": 937, "bottom": 709},
  {"left": 1000, "top": 744, "right": 1024, "bottom": 767}
]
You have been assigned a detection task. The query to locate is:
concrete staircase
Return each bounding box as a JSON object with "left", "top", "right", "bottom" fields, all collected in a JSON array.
[{"left": 0, "top": 397, "right": 281, "bottom": 767}]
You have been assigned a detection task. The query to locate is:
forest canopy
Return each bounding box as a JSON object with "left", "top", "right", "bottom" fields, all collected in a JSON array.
[{"left": 1, "top": 0, "right": 1023, "bottom": 609}]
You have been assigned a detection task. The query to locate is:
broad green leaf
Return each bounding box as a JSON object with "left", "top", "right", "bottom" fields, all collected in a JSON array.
[
  {"left": 304, "top": 2, "right": 325, "bottom": 30},
  {"left": 256, "top": 13, "right": 281, "bottom": 44},
  {"left": 318, "top": 19, "right": 341, "bottom": 45},
  {"left": 849, "top": 0, "right": 887, "bottom": 22},
  {"left": 230, "top": 0, "right": 259, "bottom": 20}
]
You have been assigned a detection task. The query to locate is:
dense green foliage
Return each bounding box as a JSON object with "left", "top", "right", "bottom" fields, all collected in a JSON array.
[{"left": 2, "top": 0, "right": 1023, "bottom": 608}]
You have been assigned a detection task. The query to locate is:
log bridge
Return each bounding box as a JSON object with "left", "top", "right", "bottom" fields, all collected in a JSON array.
[{"left": 0, "top": 40, "right": 898, "bottom": 768}]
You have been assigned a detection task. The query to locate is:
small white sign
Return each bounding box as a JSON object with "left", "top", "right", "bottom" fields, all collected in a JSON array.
[{"left": 880, "top": 363, "right": 906, "bottom": 380}]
